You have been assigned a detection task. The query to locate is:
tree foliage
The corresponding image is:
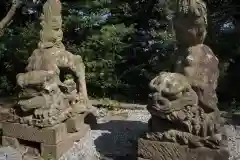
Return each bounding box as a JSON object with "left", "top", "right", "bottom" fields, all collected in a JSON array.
[{"left": 0, "top": 0, "right": 240, "bottom": 107}]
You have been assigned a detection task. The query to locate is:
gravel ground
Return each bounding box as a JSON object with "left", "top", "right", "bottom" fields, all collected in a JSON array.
[
  {"left": 61, "top": 108, "right": 240, "bottom": 160},
  {"left": 223, "top": 125, "right": 240, "bottom": 160},
  {"left": 56, "top": 109, "right": 150, "bottom": 160},
  {"left": 0, "top": 147, "right": 22, "bottom": 160},
  {"left": 59, "top": 131, "right": 100, "bottom": 160},
  {"left": 91, "top": 109, "right": 150, "bottom": 159}
]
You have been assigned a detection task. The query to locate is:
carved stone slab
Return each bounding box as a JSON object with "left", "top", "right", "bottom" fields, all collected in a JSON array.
[
  {"left": 138, "top": 138, "right": 229, "bottom": 160},
  {"left": 1, "top": 114, "right": 91, "bottom": 160},
  {"left": 2, "top": 122, "right": 67, "bottom": 145},
  {"left": 40, "top": 125, "right": 90, "bottom": 159}
]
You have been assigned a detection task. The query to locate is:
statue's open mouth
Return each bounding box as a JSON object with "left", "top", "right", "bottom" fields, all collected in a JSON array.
[{"left": 147, "top": 102, "right": 173, "bottom": 120}]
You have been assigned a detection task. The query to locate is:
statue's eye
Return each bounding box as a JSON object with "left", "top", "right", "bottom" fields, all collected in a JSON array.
[{"left": 157, "top": 100, "right": 165, "bottom": 105}]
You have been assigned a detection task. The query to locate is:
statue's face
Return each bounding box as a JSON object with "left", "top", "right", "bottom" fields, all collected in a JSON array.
[
  {"left": 148, "top": 90, "right": 188, "bottom": 122},
  {"left": 147, "top": 72, "right": 200, "bottom": 124},
  {"left": 148, "top": 73, "right": 192, "bottom": 115},
  {"left": 151, "top": 92, "right": 170, "bottom": 112},
  {"left": 173, "top": 11, "right": 207, "bottom": 46}
]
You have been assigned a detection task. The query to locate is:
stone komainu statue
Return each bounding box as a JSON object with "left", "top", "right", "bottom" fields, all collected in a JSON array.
[
  {"left": 138, "top": 72, "right": 229, "bottom": 160},
  {"left": 147, "top": 72, "right": 222, "bottom": 149},
  {"left": 10, "top": 0, "right": 93, "bottom": 127},
  {"left": 0, "top": 1, "right": 96, "bottom": 159},
  {"left": 174, "top": 0, "right": 219, "bottom": 113},
  {"left": 137, "top": 0, "right": 229, "bottom": 159},
  {"left": 146, "top": 0, "right": 222, "bottom": 148}
]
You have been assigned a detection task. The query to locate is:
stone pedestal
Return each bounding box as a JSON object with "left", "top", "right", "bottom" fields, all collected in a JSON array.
[
  {"left": 0, "top": 107, "right": 12, "bottom": 127},
  {"left": 1, "top": 113, "right": 93, "bottom": 160},
  {"left": 137, "top": 138, "right": 229, "bottom": 160}
]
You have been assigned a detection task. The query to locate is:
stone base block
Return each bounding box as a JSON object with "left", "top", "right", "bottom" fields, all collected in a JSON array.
[
  {"left": 0, "top": 107, "right": 13, "bottom": 129},
  {"left": 1, "top": 115, "right": 91, "bottom": 160},
  {"left": 65, "top": 112, "right": 92, "bottom": 133},
  {"left": 40, "top": 125, "right": 90, "bottom": 159},
  {"left": 138, "top": 138, "right": 230, "bottom": 160},
  {"left": 2, "top": 122, "right": 67, "bottom": 145},
  {"left": 0, "top": 108, "right": 12, "bottom": 122}
]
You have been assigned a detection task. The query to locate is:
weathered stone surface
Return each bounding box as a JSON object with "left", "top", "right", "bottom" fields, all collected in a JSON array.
[
  {"left": 137, "top": 1, "right": 229, "bottom": 159},
  {"left": 146, "top": 72, "right": 223, "bottom": 148},
  {"left": 2, "top": 123, "right": 90, "bottom": 160},
  {"left": 0, "top": 0, "right": 96, "bottom": 159},
  {"left": 138, "top": 138, "right": 229, "bottom": 160},
  {"left": 175, "top": 44, "right": 219, "bottom": 113},
  {"left": 173, "top": 0, "right": 207, "bottom": 46},
  {"left": 0, "top": 107, "right": 13, "bottom": 124},
  {"left": 65, "top": 113, "right": 88, "bottom": 133},
  {"left": 41, "top": 125, "right": 90, "bottom": 160},
  {"left": 2, "top": 122, "right": 67, "bottom": 145},
  {"left": 173, "top": 0, "right": 219, "bottom": 114},
  {"left": 7, "top": 0, "right": 95, "bottom": 128}
]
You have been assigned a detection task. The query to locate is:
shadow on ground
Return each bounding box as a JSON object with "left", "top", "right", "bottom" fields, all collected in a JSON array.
[{"left": 92, "top": 120, "right": 148, "bottom": 160}]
